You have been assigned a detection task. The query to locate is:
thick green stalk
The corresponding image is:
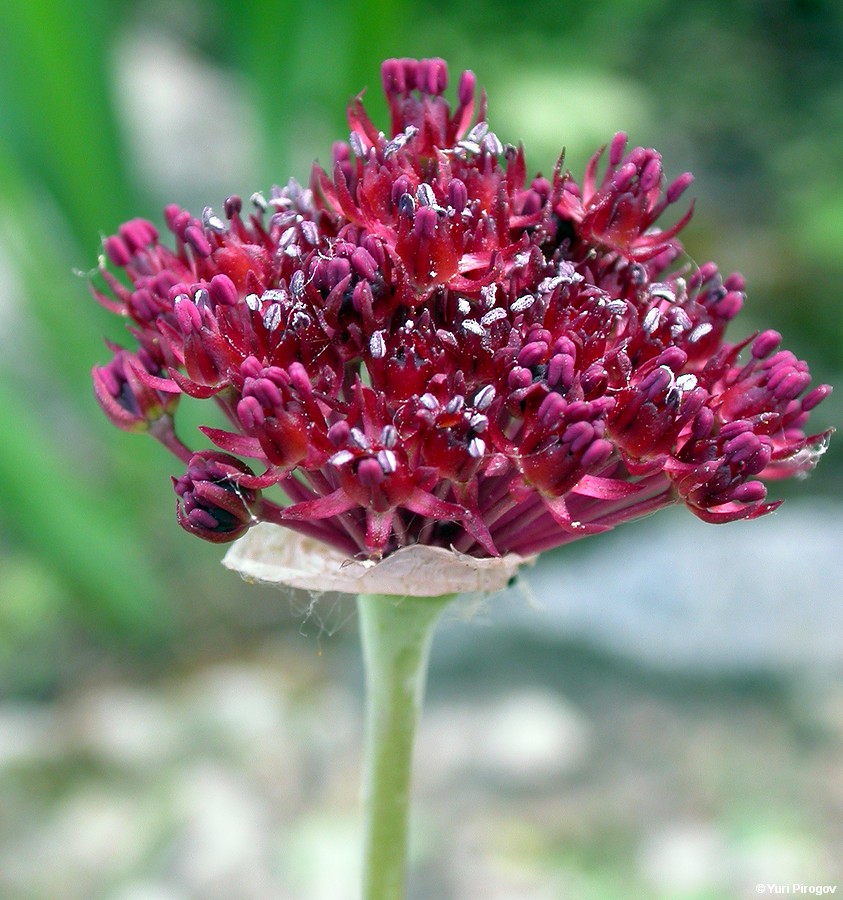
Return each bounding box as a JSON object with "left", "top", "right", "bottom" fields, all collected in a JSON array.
[{"left": 357, "top": 592, "right": 455, "bottom": 900}]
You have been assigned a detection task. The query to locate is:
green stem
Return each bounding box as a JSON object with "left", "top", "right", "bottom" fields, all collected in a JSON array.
[{"left": 357, "top": 592, "right": 455, "bottom": 900}]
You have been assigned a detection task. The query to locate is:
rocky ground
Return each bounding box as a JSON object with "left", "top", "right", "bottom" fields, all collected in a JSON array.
[
  {"left": 1, "top": 631, "right": 841, "bottom": 899},
  {"left": 1, "top": 503, "right": 841, "bottom": 899}
]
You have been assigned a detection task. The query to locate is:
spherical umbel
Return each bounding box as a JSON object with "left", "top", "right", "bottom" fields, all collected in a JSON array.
[{"left": 91, "top": 57, "right": 832, "bottom": 568}]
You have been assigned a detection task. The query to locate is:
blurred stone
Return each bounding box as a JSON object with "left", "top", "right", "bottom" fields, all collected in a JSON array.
[
  {"left": 68, "top": 684, "right": 184, "bottom": 769},
  {"left": 446, "top": 812, "right": 567, "bottom": 900},
  {"left": 278, "top": 814, "right": 360, "bottom": 900},
  {"left": 519, "top": 501, "right": 843, "bottom": 675},
  {"left": 417, "top": 688, "right": 590, "bottom": 789},
  {"left": 732, "top": 833, "right": 824, "bottom": 891},
  {"left": 169, "top": 761, "right": 275, "bottom": 897},
  {"left": 476, "top": 690, "right": 590, "bottom": 784},
  {"left": 638, "top": 822, "right": 729, "bottom": 895},
  {"left": 0, "top": 702, "right": 63, "bottom": 767},
  {"left": 107, "top": 884, "right": 189, "bottom": 900},
  {"left": 1, "top": 789, "right": 155, "bottom": 898},
  {"left": 182, "top": 662, "right": 288, "bottom": 750}
]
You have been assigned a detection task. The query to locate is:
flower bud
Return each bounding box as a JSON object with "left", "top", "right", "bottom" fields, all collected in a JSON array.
[{"left": 174, "top": 452, "right": 262, "bottom": 543}]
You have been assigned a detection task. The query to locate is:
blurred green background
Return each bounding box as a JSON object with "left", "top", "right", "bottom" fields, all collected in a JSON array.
[{"left": 0, "top": 1, "right": 841, "bottom": 897}]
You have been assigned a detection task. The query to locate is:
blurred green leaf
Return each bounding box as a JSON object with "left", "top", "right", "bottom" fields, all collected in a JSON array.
[
  {"left": 0, "top": 0, "right": 136, "bottom": 241},
  {"left": 0, "top": 377, "right": 174, "bottom": 640}
]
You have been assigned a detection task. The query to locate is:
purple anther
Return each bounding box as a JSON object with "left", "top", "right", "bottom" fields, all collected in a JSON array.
[
  {"left": 546, "top": 353, "right": 575, "bottom": 390},
  {"left": 413, "top": 206, "right": 438, "bottom": 239},
  {"left": 429, "top": 58, "right": 448, "bottom": 94},
  {"left": 237, "top": 395, "right": 266, "bottom": 430},
  {"left": 723, "top": 431, "right": 761, "bottom": 463},
  {"left": 718, "top": 292, "right": 744, "bottom": 319},
  {"left": 401, "top": 58, "right": 418, "bottom": 90},
  {"left": 174, "top": 297, "right": 203, "bottom": 334},
  {"left": 580, "top": 438, "right": 614, "bottom": 469},
  {"left": 801, "top": 384, "right": 832, "bottom": 412},
  {"left": 730, "top": 481, "right": 767, "bottom": 503},
  {"left": 643, "top": 366, "right": 674, "bottom": 401},
  {"left": 353, "top": 280, "right": 374, "bottom": 314},
  {"left": 119, "top": 219, "right": 158, "bottom": 252},
  {"left": 287, "top": 362, "right": 312, "bottom": 395},
  {"left": 327, "top": 257, "right": 351, "bottom": 288},
  {"left": 187, "top": 508, "right": 218, "bottom": 530},
  {"left": 563, "top": 420, "right": 595, "bottom": 453},
  {"left": 248, "top": 377, "right": 284, "bottom": 410},
  {"left": 104, "top": 235, "right": 131, "bottom": 267},
  {"left": 580, "top": 363, "right": 608, "bottom": 396},
  {"left": 751, "top": 330, "right": 782, "bottom": 360},
  {"left": 224, "top": 195, "right": 242, "bottom": 218},
  {"left": 639, "top": 157, "right": 662, "bottom": 193},
  {"left": 446, "top": 178, "right": 468, "bottom": 212},
  {"left": 772, "top": 369, "right": 812, "bottom": 401},
  {"left": 517, "top": 340, "right": 548, "bottom": 368},
  {"left": 209, "top": 273, "right": 238, "bottom": 307},
  {"left": 655, "top": 347, "right": 688, "bottom": 372},
  {"left": 609, "top": 132, "right": 628, "bottom": 167},
  {"left": 328, "top": 420, "right": 351, "bottom": 446},
  {"left": 458, "top": 69, "right": 476, "bottom": 106},
  {"left": 611, "top": 162, "right": 638, "bottom": 193},
  {"left": 357, "top": 457, "right": 385, "bottom": 486},
  {"left": 154, "top": 271, "right": 178, "bottom": 294},
  {"left": 508, "top": 367, "right": 533, "bottom": 390},
  {"left": 538, "top": 392, "right": 567, "bottom": 427},
  {"left": 164, "top": 204, "right": 181, "bottom": 232},
  {"left": 719, "top": 420, "right": 753, "bottom": 441},
  {"left": 185, "top": 225, "right": 212, "bottom": 258},
  {"left": 519, "top": 190, "right": 543, "bottom": 216},
  {"left": 381, "top": 58, "right": 405, "bottom": 95},
  {"left": 351, "top": 247, "right": 378, "bottom": 281},
  {"left": 691, "top": 407, "right": 715, "bottom": 440},
  {"left": 240, "top": 357, "right": 263, "bottom": 379},
  {"left": 699, "top": 262, "right": 721, "bottom": 283},
  {"left": 362, "top": 236, "right": 386, "bottom": 267},
  {"left": 666, "top": 172, "right": 694, "bottom": 203},
  {"left": 391, "top": 176, "right": 413, "bottom": 205}
]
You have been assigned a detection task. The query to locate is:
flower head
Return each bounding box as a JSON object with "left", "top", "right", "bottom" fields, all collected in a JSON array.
[{"left": 92, "top": 57, "right": 831, "bottom": 561}]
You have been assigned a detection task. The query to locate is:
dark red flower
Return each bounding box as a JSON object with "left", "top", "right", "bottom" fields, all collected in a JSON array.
[{"left": 92, "top": 57, "right": 832, "bottom": 559}]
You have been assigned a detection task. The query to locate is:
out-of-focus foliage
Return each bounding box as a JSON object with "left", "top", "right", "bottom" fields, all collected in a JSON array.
[{"left": 0, "top": 0, "right": 840, "bottom": 694}]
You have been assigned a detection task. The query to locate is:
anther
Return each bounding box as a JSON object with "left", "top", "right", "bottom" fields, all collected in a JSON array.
[
  {"left": 370, "top": 331, "right": 387, "bottom": 359},
  {"left": 468, "top": 437, "right": 486, "bottom": 458},
  {"left": 350, "top": 427, "right": 370, "bottom": 449},
  {"left": 473, "top": 385, "right": 496, "bottom": 411},
  {"left": 202, "top": 207, "right": 226, "bottom": 233},
  {"left": 380, "top": 425, "right": 398, "bottom": 448}
]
